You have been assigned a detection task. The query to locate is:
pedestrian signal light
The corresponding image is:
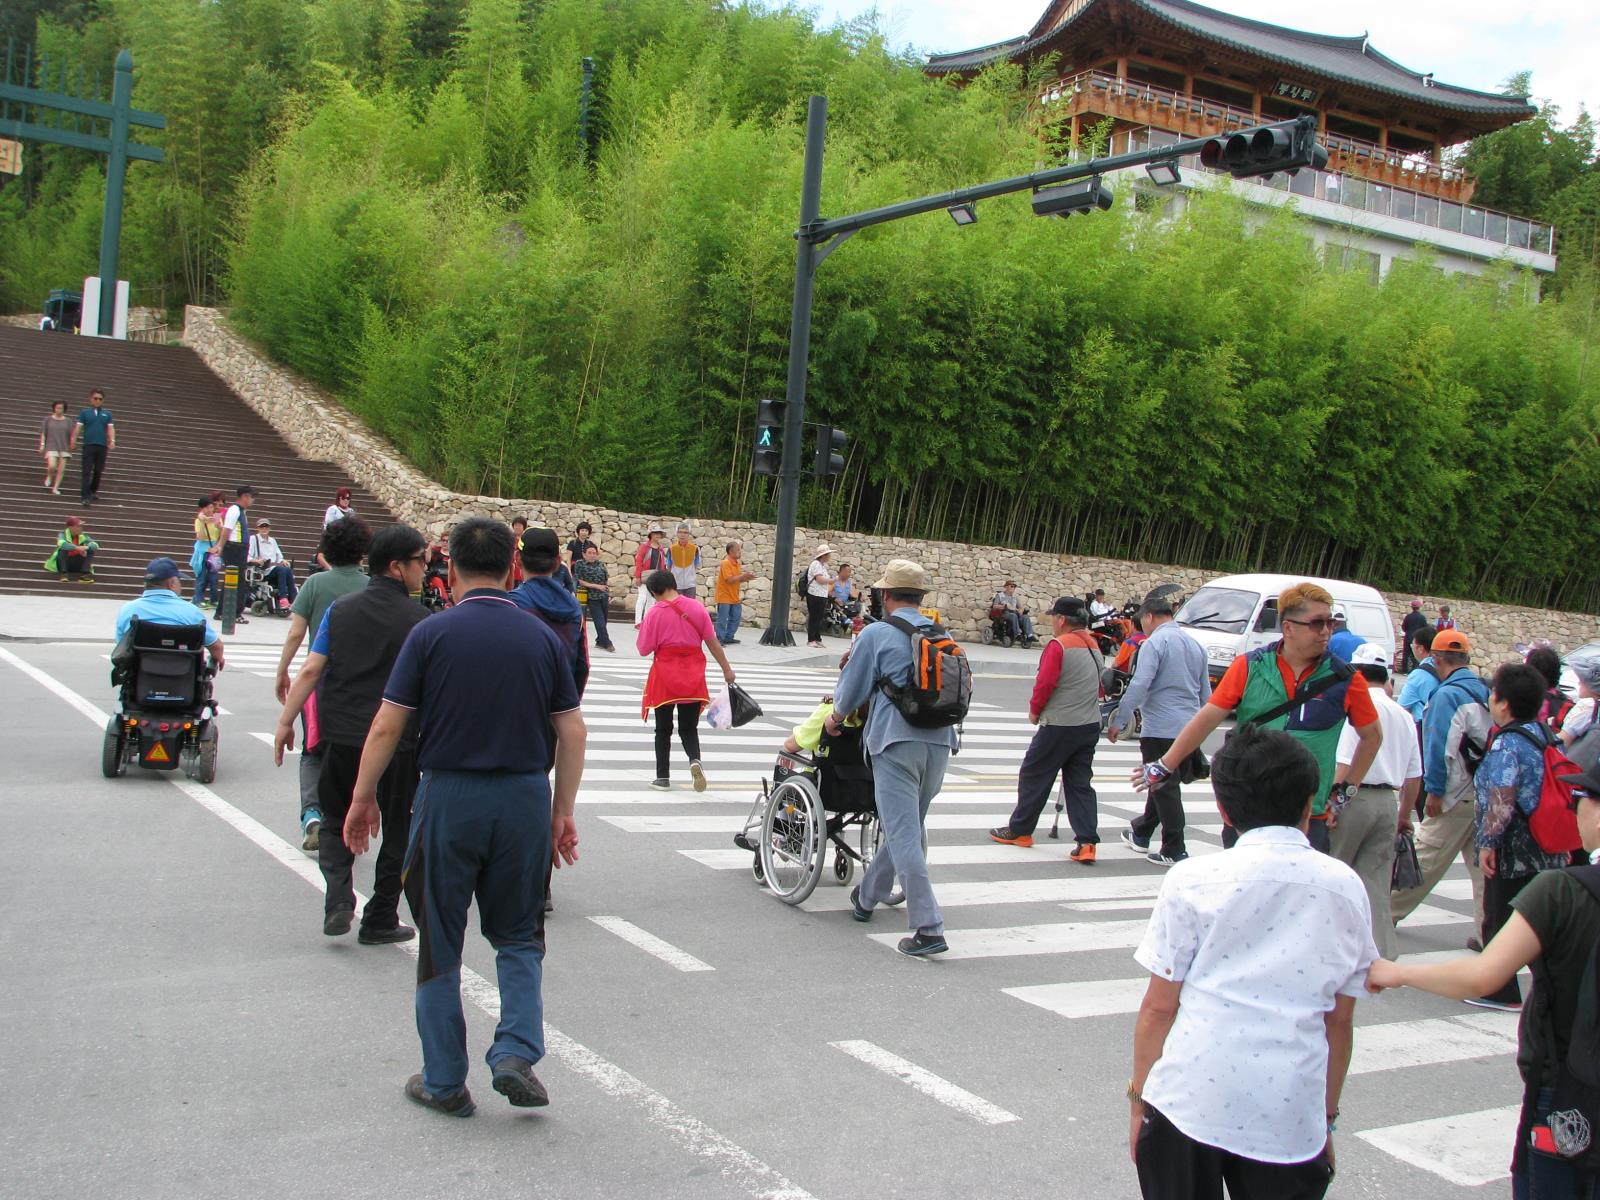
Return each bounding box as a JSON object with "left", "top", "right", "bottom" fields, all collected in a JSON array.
[
  {"left": 755, "top": 397, "right": 785, "bottom": 476},
  {"left": 1198, "top": 119, "right": 1329, "bottom": 180},
  {"left": 814, "top": 425, "right": 849, "bottom": 478}
]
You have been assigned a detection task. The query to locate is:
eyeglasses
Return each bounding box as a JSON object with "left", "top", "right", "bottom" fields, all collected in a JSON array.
[
  {"left": 409, "top": 552, "right": 429, "bottom": 563},
  {"left": 1283, "top": 617, "right": 1337, "bottom": 634}
]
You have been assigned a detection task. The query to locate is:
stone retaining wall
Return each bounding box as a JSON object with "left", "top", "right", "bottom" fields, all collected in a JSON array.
[
  {"left": 182, "top": 305, "right": 1600, "bottom": 663},
  {"left": 3, "top": 307, "right": 167, "bottom": 332}
]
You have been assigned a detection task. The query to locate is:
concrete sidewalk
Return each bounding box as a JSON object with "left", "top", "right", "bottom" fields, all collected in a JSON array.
[{"left": 0, "top": 592, "right": 1045, "bottom": 674}]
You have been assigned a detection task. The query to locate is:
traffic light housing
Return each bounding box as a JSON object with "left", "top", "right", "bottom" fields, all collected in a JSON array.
[
  {"left": 754, "top": 398, "right": 784, "bottom": 475},
  {"left": 1198, "top": 119, "right": 1328, "bottom": 180},
  {"left": 1031, "top": 175, "right": 1114, "bottom": 219},
  {"left": 814, "top": 425, "right": 848, "bottom": 477}
]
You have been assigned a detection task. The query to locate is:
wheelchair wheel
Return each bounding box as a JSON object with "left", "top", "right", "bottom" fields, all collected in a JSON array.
[
  {"left": 759, "top": 777, "right": 825, "bottom": 905},
  {"left": 101, "top": 717, "right": 126, "bottom": 778},
  {"left": 193, "top": 723, "right": 218, "bottom": 785},
  {"left": 833, "top": 849, "right": 854, "bottom": 886},
  {"left": 980, "top": 627, "right": 993, "bottom": 645},
  {"left": 751, "top": 854, "right": 764, "bottom": 883}
]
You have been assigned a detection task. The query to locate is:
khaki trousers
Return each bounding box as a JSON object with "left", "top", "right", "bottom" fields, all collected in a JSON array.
[
  {"left": 1390, "top": 798, "right": 1483, "bottom": 937},
  {"left": 1330, "top": 787, "right": 1399, "bottom": 959}
]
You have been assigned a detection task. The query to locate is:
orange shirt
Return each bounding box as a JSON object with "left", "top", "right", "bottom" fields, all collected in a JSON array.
[
  {"left": 714, "top": 556, "right": 744, "bottom": 605},
  {"left": 1210, "top": 650, "right": 1378, "bottom": 728}
]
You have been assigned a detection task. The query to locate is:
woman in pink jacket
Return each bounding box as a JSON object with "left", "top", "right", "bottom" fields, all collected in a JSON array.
[{"left": 638, "top": 569, "right": 735, "bottom": 791}]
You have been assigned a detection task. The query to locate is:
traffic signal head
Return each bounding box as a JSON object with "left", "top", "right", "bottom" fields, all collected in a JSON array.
[
  {"left": 1198, "top": 119, "right": 1328, "bottom": 180},
  {"left": 814, "top": 425, "right": 848, "bottom": 477},
  {"left": 754, "top": 397, "right": 785, "bottom": 475}
]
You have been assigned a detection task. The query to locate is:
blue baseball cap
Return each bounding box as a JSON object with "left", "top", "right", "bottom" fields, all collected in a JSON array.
[{"left": 144, "top": 557, "right": 181, "bottom": 585}]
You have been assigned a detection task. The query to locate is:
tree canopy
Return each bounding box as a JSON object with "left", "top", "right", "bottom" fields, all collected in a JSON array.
[{"left": 3, "top": 0, "right": 1599, "bottom": 610}]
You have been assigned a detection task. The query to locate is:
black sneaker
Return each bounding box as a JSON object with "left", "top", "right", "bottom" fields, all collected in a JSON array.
[
  {"left": 324, "top": 905, "right": 355, "bottom": 936},
  {"left": 1146, "top": 850, "right": 1189, "bottom": 867},
  {"left": 405, "top": 1074, "right": 475, "bottom": 1117},
  {"left": 1120, "top": 828, "right": 1150, "bottom": 852},
  {"left": 849, "top": 885, "right": 872, "bottom": 923},
  {"left": 650, "top": 778, "right": 670, "bottom": 791},
  {"left": 491, "top": 1056, "right": 550, "bottom": 1107},
  {"left": 358, "top": 923, "right": 416, "bottom": 945},
  {"left": 897, "top": 931, "right": 949, "bottom": 958}
]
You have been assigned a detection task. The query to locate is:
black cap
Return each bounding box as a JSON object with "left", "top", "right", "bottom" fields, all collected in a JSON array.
[
  {"left": 1048, "top": 596, "right": 1089, "bottom": 622},
  {"left": 523, "top": 527, "right": 560, "bottom": 554},
  {"left": 1557, "top": 762, "right": 1600, "bottom": 796}
]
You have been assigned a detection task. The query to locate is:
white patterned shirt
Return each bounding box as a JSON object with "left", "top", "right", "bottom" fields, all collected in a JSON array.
[{"left": 1135, "top": 825, "right": 1376, "bottom": 1163}]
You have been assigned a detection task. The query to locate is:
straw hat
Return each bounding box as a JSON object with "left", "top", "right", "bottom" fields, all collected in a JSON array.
[{"left": 871, "top": 559, "right": 929, "bottom": 592}]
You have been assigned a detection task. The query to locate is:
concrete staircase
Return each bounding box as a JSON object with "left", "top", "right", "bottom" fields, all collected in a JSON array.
[{"left": 0, "top": 326, "right": 391, "bottom": 599}]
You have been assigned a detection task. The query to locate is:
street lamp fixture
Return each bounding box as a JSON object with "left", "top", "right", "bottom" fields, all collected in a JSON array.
[
  {"left": 947, "top": 202, "right": 977, "bottom": 226},
  {"left": 1145, "top": 161, "right": 1182, "bottom": 186},
  {"left": 1031, "top": 175, "right": 1113, "bottom": 218}
]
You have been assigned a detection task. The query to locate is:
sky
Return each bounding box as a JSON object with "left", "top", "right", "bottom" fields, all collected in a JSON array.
[{"left": 813, "top": 0, "right": 1598, "bottom": 128}]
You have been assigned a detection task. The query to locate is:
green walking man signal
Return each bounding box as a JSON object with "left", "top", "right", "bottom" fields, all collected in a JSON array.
[{"left": 754, "top": 398, "right": 784, "bottom": 475}]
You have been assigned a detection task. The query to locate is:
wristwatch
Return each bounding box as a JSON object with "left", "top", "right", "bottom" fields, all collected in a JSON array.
[
  {"left": 1126, "top": 1079, "right": 1142, "bottom": 1104},
  {"left": 1328, "top": 782, "right": 1353, "bottom": 818}
]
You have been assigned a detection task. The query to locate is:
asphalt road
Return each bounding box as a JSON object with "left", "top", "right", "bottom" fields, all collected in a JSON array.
[{"left": 0, "top": 638, "right": 1517, "bottom": 1200}]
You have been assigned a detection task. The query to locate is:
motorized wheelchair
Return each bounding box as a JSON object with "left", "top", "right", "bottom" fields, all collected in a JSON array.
[
  {"left": 979, "top": 603, "right": 1039, "bottom": 648},
  {"left": 243, "top": 561, "right": 292, "bottom": 617},
  {"left": 102, "top": 619, "right": 219, "bottom": 782},
  {"left": 735, "top": 724, "right": 904, "bottom": 906}
]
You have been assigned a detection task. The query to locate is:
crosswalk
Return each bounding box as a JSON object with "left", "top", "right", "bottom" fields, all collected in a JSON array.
[{"left": 574, "top": 652, "right": 1527, "bottom": 1189}]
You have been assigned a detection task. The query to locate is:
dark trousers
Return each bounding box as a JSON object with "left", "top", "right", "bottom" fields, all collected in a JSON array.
[
  {"left": 216, "top": 541, "right": 248, "bottom": 620},
  {"left": 1401, "top": 637, "right": 1419, "bottom": 674},
  {"left": 79, "top": 442, "right": 107, "bottom": 502},
  {"left": 1482, "top": 870, "right": 1538, "bottom": 1004},
  {"left": 1131, "top": 735, "right": 1186, "bottom": 856},
  {"left": 265, "top": 562, "right": 296, "bottom": 604},
  {"left": 654, "top": 702, "right": 702, "bottom": 779},
  {"left": 805, "top": 592, "right": 828, "bottom": 643},
  {"left": 1006, "top": 722, "right": 1099, "bottom": 843},
  {"left": 405, "top": 769, "right": 551, "bottom": 1096},
  {"left": 56, "top": 547, "right": 94, "bottom": 577},
  {"left": 585, "top": 591, "right": 612, "bottom": 647},
  {"left": 317, "top": 742, "right": 416, "bottom": 931},
  {"left": 1136, "top": 1104, "right": 1332, "bottom": 1200}
]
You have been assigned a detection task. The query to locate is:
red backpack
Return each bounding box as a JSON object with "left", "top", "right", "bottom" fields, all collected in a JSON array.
[{"left": 1497, "top": 725, "right": 1584, "bottom": 854}]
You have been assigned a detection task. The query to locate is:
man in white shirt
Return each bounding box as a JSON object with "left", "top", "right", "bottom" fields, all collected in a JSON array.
[
  {"left": 1331, "top": 642, "right": 1419, "bottom": 958},
  {"left": 1129, "top": 723, "right": 1373, "bottom": 1198},
  {"left": 248, "top": 518, "right": 298, "bottom": 612},
  {"left": 1088, "top": 588, "right": 1114, "bottom": 619}
]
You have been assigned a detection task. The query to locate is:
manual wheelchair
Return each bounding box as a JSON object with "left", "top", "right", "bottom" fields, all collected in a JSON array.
[
  {"left": 735, "top": 724, "right": 904, "bottom": 907},
  {"left": 102, "top": 619, "right": 219, "bottom": 782}
]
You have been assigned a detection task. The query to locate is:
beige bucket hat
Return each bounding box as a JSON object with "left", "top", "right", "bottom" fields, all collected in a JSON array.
[{"left": 871, "top": 559, "right": 930, "bottom": 592}]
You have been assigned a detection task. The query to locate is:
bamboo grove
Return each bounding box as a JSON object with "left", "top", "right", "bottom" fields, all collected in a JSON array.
[{"left": 3, "top": 0, "right": 1599, "bottom": 609}]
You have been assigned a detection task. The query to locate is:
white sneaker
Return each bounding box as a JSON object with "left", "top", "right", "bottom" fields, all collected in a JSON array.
[{"left": 689, "top": 761, "right": 707, "bottom": 793}]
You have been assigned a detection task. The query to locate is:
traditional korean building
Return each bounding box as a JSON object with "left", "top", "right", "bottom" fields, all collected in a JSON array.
[{"left": 926, "top": 0, "right": 1556, "bottom": 279}]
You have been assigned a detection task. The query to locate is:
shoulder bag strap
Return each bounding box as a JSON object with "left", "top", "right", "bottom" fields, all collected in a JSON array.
[{"left": 1247, "top": 657, "right": 1354, "bottom": 728}]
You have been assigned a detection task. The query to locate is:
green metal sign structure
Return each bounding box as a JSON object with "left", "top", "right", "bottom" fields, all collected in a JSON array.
[{"left": 0, "top": 42, "right": 165, "bottom": 335}]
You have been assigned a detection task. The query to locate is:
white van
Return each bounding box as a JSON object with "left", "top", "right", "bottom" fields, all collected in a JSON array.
[{"left": 1174, "top": 573, "right": 1396, "bottom": 682}]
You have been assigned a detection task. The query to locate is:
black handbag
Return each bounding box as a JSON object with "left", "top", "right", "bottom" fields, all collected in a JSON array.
[
  {"left": 1392, "top": 830, "right": 1424, "bottom": 891},
  {"left": 728, "top": 683, "right": 763, "bottom": 728}
]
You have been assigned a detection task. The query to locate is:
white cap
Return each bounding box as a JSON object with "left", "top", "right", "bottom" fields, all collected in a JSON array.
[
  {"left": 1350, "top": 642, "right": 1388, "bottom": 668},
  {"left": 1331, "top": 605, "right": 1347, "bottom": 620}
]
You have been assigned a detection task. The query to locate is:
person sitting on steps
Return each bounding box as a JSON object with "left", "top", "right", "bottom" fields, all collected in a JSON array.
[{"left": 44, "top": 516, "right": 98, "bottom": 582}]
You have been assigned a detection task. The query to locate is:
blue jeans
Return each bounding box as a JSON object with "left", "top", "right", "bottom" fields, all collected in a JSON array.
[
  {"left": 404, "top": 770, "right": 551, "bottom": 1097},
  {"left": 265, "top": 563, "right": 296, "bottom": 604},
  {"left": 716, "top": 602, "right": 742, "bottom": 643},
  {"left": 1515, "top": 1089, "right": 1600, "bottom": 1199},
  {"left": 858, "top": 739, "right": 949, "bottom": 935},
  {"left": 192, "top": 556, "right": 218, "bottom": 605}
]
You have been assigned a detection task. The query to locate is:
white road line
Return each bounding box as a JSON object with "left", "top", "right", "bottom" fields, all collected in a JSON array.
[
  {"left": 587, "top": 916, "right": 715, "bottom": 972},
  {"left": 1003, "top": 978, "right": 1148, "bottom": 1019},
  {"left": 868, "top": 918, "right": 1149, "bottom": 959},
  {"left": 1355, "top": 1106, "right": 1519, "bottom": 1187},
  {"left": 807, "top": 874, "right": 1165, "bottom": 912},
  {"left": 0, "top": 647, "right": 818, "bottom": 1200},
  {"left": 602, "top": 813, "right": 1194, "bottom": 834},
  {"left": 678, "top": 840, "right": 1216, "bottom": 871},
  {"left": 1347, "top": 1015, "right": 1518, "bottom": 1075},
  {"left": 1431, "top": 878, "right": 1475, "bottom": 901},
  {"left": 828, "top": 1041, "right": 1020, "bottom": 1126}
]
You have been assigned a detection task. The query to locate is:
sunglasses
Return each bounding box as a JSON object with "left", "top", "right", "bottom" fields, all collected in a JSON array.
[{"left": 1283, "top": 617, "right": 1338, "bottom": 634}]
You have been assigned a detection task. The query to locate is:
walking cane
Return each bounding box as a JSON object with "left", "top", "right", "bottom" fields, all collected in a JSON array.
[{"left": 1048, "top": 779, "right": 1064, "bottom": 839}]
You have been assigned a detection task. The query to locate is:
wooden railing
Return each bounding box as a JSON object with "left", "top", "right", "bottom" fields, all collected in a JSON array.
[{"left": 1038, "top": 71, "right": 1472, "bottom": 200}]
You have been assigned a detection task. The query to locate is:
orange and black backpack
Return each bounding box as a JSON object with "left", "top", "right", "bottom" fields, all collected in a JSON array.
[{"left": 879, "top": 615, "right": 973, "bottom": 728}]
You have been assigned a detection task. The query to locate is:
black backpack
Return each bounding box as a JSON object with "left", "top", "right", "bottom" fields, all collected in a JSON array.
[
  {"left": 796, "top": 571, "right": 808, "bottom": 601},
  {"left": 1527, "top": 867, "right": 1600, "bottom": 1169}
]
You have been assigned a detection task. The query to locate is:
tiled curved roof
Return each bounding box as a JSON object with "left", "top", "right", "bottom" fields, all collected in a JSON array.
[{"left": 926, "top": 0, "right": 1534, "bottom": 118}]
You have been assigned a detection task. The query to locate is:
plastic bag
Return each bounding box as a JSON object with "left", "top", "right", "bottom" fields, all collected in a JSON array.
[
  {"left": 703, "top": 689, "right": 733, "bottom": 730},
  {"left": 1392, "top": 830, "right": 1423, "bottom": 891},
  {"left": 729, "top": 683, "right": 763, "bottom": 728}
]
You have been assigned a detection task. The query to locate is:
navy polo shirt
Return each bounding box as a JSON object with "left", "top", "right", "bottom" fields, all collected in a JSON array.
[
  {"left": 77, "top": 406, "right": 114, "bottom": 445},
  {"left": 382, "top": 590, "right": 580, "bottom": 772}
]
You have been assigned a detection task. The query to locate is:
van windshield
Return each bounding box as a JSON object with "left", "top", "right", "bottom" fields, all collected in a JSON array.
[{"left": 1176, "top": 587, "right": 1257, "bottom": 635}]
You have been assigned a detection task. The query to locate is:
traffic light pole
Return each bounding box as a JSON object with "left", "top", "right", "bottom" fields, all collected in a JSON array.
[
  {"left": 762, "top": 98, "right": 1315, "bottom": 645},
  {"left": 761, "top": 94, "right": 828, "bottom": 647}
]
